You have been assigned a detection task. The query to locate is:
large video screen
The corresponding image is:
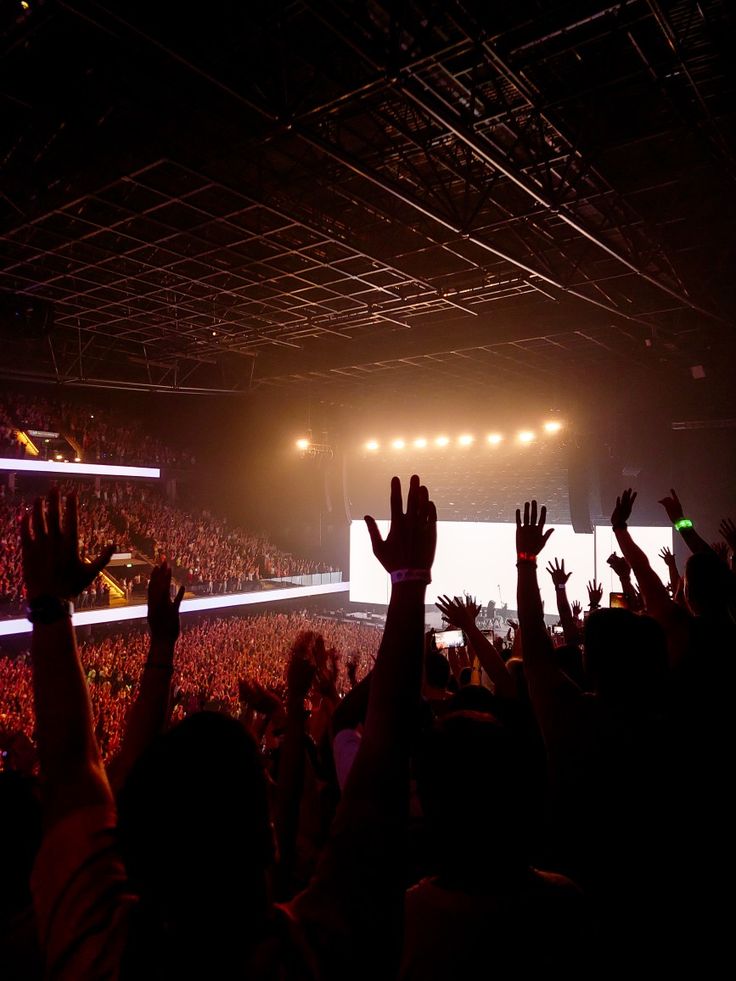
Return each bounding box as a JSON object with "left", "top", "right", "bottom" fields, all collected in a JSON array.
[{"left": 349, "top": 520, "right": 673, "bottom": 609}]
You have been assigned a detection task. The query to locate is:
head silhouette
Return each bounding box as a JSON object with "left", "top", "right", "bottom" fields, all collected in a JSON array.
[
  {"left": 583, "top": 609, "right": 667, "bottom": 704},
  {"left": 684, "top": 550, "right": 734, "bottom": 618},
  {"left": 118, "top": 711, "right": 273, "bottom": 921}
]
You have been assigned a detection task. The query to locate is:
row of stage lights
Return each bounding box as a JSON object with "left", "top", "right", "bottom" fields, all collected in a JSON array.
[
  {"left": 294, "top": 420, "right": 564, "bottom": 454},
  {"left": 359, "top": 420, "right": 564, "bottom": 453}
]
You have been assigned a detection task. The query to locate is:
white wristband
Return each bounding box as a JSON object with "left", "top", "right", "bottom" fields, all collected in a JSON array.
[{"left": 391, "top": 568, "right": 432, "bottom": 585}]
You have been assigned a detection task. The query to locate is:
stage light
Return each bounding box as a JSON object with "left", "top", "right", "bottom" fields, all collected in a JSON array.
[
  {"left": 544, "top": 420, "right": 563, "bottom": 433},
  {"left": 458, "top": 434, "right": 474, "bottom": 447},
  {"left": 296, "top": 438, "right": 310, "bottom": 451},
  {"left": 74, "top": 456, "right": 81, "bottom": 462},
  {"left": 435, "top": 436, "right": 450, "bottom": 447},
  {"left": 487, "top": 433, "right": 503, "bottom": 445},
  {"left": 365, "top": 440, "right": 379, "bottom": 452},
  {"left": 518, "top": 430, "right": 535, "bottom": 444},
  {"left": 55, "top": 454, "right": 63, "bottom": 461},
  {"left": 413, "top": 437, "right": 427, "bottom": 449},
  {"left": 391, "top": 438, "right": 406, "bottom": 450}
]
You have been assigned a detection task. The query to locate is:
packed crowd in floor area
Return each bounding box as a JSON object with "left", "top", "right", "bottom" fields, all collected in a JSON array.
[{"left": 1, "top": 478, "right": 735, "bottom": 979}]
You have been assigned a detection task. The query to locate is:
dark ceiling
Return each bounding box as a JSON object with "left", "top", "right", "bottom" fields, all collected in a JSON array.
[{"left": 1, "top": 0, "right": 734, "bottom": 405}]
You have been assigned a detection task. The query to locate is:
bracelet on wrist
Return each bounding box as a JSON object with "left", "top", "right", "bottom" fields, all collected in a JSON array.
[
  {"left": 26, "top": 595, "right": 74, "bottom": 625},
  {"left": 555, "top": 584, "right": 567, "bottom": 591},
  {"left": 391, "top": 568, "right": 431, "bottom": 585},
  {"left": 674, "top": 518, "right": 693, "bottom": 532},
  {"left": 517, "top": 552, "right": 537, "bottom": 564}
]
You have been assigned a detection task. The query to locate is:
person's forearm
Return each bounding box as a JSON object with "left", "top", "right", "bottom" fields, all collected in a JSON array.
[
  {"left": 464, "top": 623, "right": 516, "bottom": 699},
  {"left": 108, "top": 639, "right": 173, "bottom": 792},
  {"left": 554, "top": 587, "right": 579, "bottom": 646},
  {"left": 678, "top": 526, "right": 712, "bottom": 556},
  {"left": 31, "top": 618, "right": 111, "bottom": 820},
  {"left": 274, "top": 693, "right": 308, "bottom": 896},
  {"left": 614, "top": 528, "right": 670, "bottom": 614},
  {"left": 353, "top": 581, "right": 425, "bottom": 767},
  {"left": 517, "top": 565, "right": 553, "bottom": 671}
]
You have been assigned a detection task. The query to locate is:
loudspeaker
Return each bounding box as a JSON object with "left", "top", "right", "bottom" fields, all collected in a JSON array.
[{"left": 568, "top": 440, "right": 593, "bottom": 534}]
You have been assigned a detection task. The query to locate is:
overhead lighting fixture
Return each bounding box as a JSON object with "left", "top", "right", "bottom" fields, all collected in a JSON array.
[
  {"left": 365, "top": 440, "right": 379, "bottom": 452},
  {"left": 487, "top": 433, "right": 503, "bottom": 445},
  {"left": 413, "top": 437, "right": 428, "bottom": 449},
  {"left": 435, "top": 436, "right": 450, "bottom": 447},
  {"left": 391, "top": 438, "right": 406, "bottom": 450},
  {"left": 518, "top": 430, "right": 535, "bottom": 444},
  {"left": 543, "top": 420, "right": 563, "bottom": 433},
  {"left": 296, "top": 438, "right": 310, "bottom": 451},
  {"left": 458, "top": 434, "right": 474, "bottom": 447}
]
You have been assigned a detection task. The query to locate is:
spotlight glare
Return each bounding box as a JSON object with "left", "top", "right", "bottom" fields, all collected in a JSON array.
[
  {"left": 435, "top": 436, "right": 450, "bottom": 447},
  {"left": 458, "top": 434, "right": 474, "bottom": 447},
  {"left": 487, "top": 433, "right": 503, "bottom": 445},
  {"left": 544, "top": 420, "right": 563, "bottom": 433},
  {"left": 518, "top": 430, "right": 535, "bottom": 444},
  {"left": 365, "top": 440, "right": 379, "bottom": 452},
  {"left": 391, "top": 438, "right": 406, "bottom": 450},
  {"left": 413, "top": 437, "right": 427, "bottom": 449},
  {"left": 296, "top": 438, "right": 310, "bottom": 451}
]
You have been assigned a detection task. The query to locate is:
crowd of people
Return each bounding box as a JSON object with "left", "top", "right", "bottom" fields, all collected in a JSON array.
[
  {"left": 0, "top": 393, "right": 195, "bottom": 467},
  {"left": 1, "top": 475, "right": 735, "bottom": 979},
  {"left": 0, "top": 481, "right": 333, "bottom": 615}
]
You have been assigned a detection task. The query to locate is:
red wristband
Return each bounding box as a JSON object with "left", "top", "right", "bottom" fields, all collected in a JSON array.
[{"left": 517, "top": 552, "right": 537, "bottom": 563}]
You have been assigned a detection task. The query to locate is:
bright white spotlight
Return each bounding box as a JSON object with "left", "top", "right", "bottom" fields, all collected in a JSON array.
[
  {"left": 458, "top": 434, "right": 474, "bottom": 447},
  {"left": 296, "top": 438, "right": 310, "bottom": 451},
  {"left": 435, "top": 436, "right": 450, "bottom": 447},
  {"left": 487, "top": 433, "right": 503, "bottom": 445},
  {"left": 544, "top": 420, "right": 563, "bottom": 433},
  {"left": 518, "top": 430, "right": 535, "bottom": 444},
  {"left": 391, "top": 438, "right": 406, "bottom": 450},
  {"left": 365, "top": 440, "right": 379, "bottom": 452},
  {"left": 413, "top": 437, "right": 427, "bottom": 449}
]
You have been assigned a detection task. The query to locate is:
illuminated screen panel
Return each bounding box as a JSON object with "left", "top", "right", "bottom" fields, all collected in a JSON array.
[
  {"left": 594, "top": 525, "right": 673, "bottom": 598},
  {"left": 0, "top": 458, "right": 160, "bottom": 479},
  {"left": 0, "top": 581, "right": 350, "bottom": 637},
  {"left": 350, "top": 520, "right": 672, "bottom": 609}
]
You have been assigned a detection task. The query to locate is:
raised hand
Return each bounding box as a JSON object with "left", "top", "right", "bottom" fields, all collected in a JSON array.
[
  {"left": 571, "top": 600, "right": 583, "bottom": 619},
  {"left": 607, "top": 552, "right": 631, "bottom": 579},
  {"left": 238, "top": 677, "right": 283, "bottom": 716},
  {"left": 711, "top": 541, "right": 729, "bottom": 564},
  {"left": 21, "top": 488, "right": 115, "bottom": 602},
  {"left": 658, "top": 488, "right": 684, "bottom": 524},
  {"left": 147, "top": 560, "right": 185, "bottom": 643},
  {"left": 435, "top": 594, "right": 479, "bottom": 633},
  {"left": 658, "top": 546, "right": 676, "bottom": 568},
  {"left": 287, "top": 631, "right": 318, "bottom": 700},
  {"left": 719, "top": 518, "right": 736, "bottom": 551},
  {"left": 611, "top": 489, "right": 637, "bottom": 528},
  {"left": 587, "top": 580, "right": 603, "bottom": 609},
  {"left": 546, "top": 557, "right": 571, "bottom": 587},
  {"left": 515, "top": 500, "right": 554, "bottom": 557},
  {"left": 365, "top": 474, "right": 437, "bottom": 574}
]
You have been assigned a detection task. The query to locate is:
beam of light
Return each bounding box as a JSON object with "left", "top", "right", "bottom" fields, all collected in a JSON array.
[
  {"left": 365, "top": 440, "right": 379, "bottom": 451},
  {"left": 487, "top": 433, "right": 503, "bottom": 445},
  {"left": 0, "top": 457, "right": 160, "bottom": 478},
  {"left": 435, "top": 436, "right": 450, "bottom": 447},
  {"left": 391, "top": 438, "right": 406, "bottom": 450},
  {"left": 458, "top": 434, "right": 474, "bottom": 446},
  {"left": 518, "top": 430, "right": 536, "bottom": 444},
  {"left": 543, "top": 420, "right": 563, "bottom": 433},
  {"left": 413, "top": 437, "right": 428, "bottom": 449},
  {"left": 0, "top": 581, "right": 351, "bottom": 637}
]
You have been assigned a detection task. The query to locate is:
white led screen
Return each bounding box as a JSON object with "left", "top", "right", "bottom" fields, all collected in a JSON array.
[{"left": 350, "top": 520, "right": 673, "bottom": 609}]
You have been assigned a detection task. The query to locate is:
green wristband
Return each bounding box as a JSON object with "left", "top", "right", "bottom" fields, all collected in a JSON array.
[{"left": 674, "top": 518, "right": 693, "bottom": 532}]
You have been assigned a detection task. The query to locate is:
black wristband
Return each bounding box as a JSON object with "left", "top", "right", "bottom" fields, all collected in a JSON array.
[{"left": 26, "top": 595, "right": 74, "bottom": 625}]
